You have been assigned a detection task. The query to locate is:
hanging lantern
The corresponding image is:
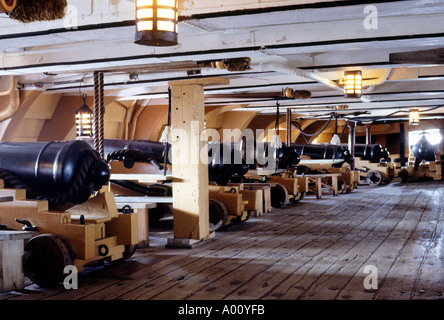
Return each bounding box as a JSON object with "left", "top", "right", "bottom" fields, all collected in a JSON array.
[
  {"left": 75, "top": 94, "right": 93, "bottom": 138},
  {"left": 344, "top": 70, "right": 362, "bottom": 98},
  {"left": 135, "top": 0, "right": 178, "bottom": 46},
  {"left": 409, "top": 108, "right": 420, "bottom": 125}
]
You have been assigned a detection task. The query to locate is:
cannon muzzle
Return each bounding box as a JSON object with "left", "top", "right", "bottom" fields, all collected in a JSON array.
[
  {"left": 0, "top": 140, "right": 110, "bottom": 205},
  {"left": 342, "top": 143, "right": 390, "bottom": 163}
]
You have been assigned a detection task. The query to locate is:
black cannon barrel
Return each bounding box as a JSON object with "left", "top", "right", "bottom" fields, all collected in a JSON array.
[
  {"left": 291, "top": 143, "right": 353, "bottom": 163},
  {"left": 262, "top": 142, "right": 301, "bottom": 169},
  {"left": 85, "top": 139, "right": 248, "bottom": 186},
  {"left": 0, "top": 140, "right": 110, "bottom": 204},
  {"left": 208, "top": 142, "right": 250, "bottom": 185},
  {"left": 412, "top": 135, "right": 436, "bottom": 162},
  {"left": 82, "top": 138, "right": 168, "bottom": 164},
  {"left": 92, "top": 138, "right": 303, "bottom": 185},
  {"left": 342, "top": 143, "right": 389, "bottom": 163},
  {"left": 239, "top": 140, "right": 301, "bottom": 169}
]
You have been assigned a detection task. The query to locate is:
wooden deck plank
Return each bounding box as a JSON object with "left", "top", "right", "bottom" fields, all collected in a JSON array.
[
  {"left": 337, "top": 182, "right": 442, "bottom": 300},
  {"left": 79, "top": 212, "right": 298, "bottom": 300},
  {"left": 2, "top": 181, "right": 443, "bottom": 300},
  {"left": 82, "top": 191, "right": 364, "bottom": 300},
  {"left": 226, "top": 193, "right": 397, "bottom": 300},
  {"left": 301, "top": 192, "right": 421, "bottom": 300},
  {"left": 185, "top": 193, "right": 380, "bottom": 300},
  {"left": 373, "top": 183, "right": 444, "bottom": 300},
  {"left": 149, "top": 194, "right": 370, "bottom": 300},
  {"left": 124, "top": 214, "right": 320, "bottom": 300},
  {"left": 152, "top": 210, "right": 346, "bottom": 300},
  {"left": 259, "top": 192, "right": 396, "bottom": 300},
  {"left": 411, "top": 213, "right": 444, "bottom": 299}
]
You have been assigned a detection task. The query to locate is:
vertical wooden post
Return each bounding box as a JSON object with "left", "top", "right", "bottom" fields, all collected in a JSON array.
[{"left": 167, "top": 78, "right": 230, "bottom": 246}]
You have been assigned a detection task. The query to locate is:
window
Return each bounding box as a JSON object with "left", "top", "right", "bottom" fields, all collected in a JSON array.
[{"left": 408, "top": 129, "right": 442, "bottom": 150}]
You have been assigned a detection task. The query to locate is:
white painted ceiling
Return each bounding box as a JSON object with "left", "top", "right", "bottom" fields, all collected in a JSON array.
[{"left": 1, "top": 0, "right": 444, "bottom": 123}]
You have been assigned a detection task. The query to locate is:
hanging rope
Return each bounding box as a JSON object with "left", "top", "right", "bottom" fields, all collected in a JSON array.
[
  {"left": 93, "top": 71, "right": 105, "bottom": 159},
  {"left": 99, "top": 72, "right": 105, "bottom": 159},
  {"left": 339, "top": 120, "right": 349, "bottom": 140}
]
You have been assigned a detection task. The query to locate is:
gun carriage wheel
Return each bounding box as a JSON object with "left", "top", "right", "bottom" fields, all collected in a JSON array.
[{"left": 23, "top": 234, "right": 75, "bottom": 288}]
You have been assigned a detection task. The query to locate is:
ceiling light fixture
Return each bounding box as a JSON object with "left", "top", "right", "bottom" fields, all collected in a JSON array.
[
  {"left": 135, "top": 0, "right": 178, "bottom": 46},
  {"left": 344, "top": 70, "right": 362, "bottom": 98},
  {"left": 409, "top": 108, "right": 420, "bottom": 125}
]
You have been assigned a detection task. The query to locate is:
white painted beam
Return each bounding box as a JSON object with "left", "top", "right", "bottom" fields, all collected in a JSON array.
[{"left": 2, "top": 10, "right": 444, "bottom": 75}]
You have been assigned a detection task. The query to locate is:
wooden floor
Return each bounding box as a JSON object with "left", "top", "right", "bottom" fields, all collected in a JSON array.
[{"left": 1, "top": 180, "right": 443, "bottom": 301}]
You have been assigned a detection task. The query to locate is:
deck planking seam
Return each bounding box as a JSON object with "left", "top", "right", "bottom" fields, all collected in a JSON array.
[
  {"left": 275, "top": 192, "right": 406, "bottom": 299},
  {"left": 127, "top": 198, "right": 361, "bottom": 300},
  {"left": 116, "top": 194, "right": 370, "bottom": 300},
  {"left": 260, "top": 190, "right": 405, "bottom": 299},
  {"left": 335, "top": 184, "right": 435, "bottom": 300},
  {"left": 181, "top": 193, "right": 383, "bottom": 300},
  {"left": 154, "top": 196, "right": 374, "bottom": 300},
  {"left": 80, "top": 211, "right": 312, "bottom": 300}
]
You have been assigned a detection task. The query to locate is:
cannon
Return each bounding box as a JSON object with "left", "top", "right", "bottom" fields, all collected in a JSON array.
[
  {"left": 0, "top": 140, "right": 138, "bottom": 288},
  {"left": 412, "top": 135, "right": 436, "bottom": 168},
  {"left": 236, "top": 141, "right": 307, "bottom": 207},
  {"left": 351, "top": 144, "right": 390, "bottom": 163},
  {"left": 86, "top": 139, "right": 257, "bottom": 230},
  {"left": 208, "top": 142, "right": 250, "bottom": 185},
  {"left": 94, "top": 138, "right": 304, "bottom": 226},
  {"left": 83, "top": 138, "right": 251, "bottom": 186},
  {"left": 284, "top": 143, "right": 359, "bottom": 193},
  {"left": 340, "top": 143, "right": 397, "bottom": 186},
  {"left": 291, "top": 143, "right": 353, "bottom": 164},
  {"left": 90, "top": 137, "right": 300, "bottom": 186},
  {"left": 399, "top": 133, "right": 443, "bottom": 182},
  {"left": 200, "top": 141, "right": 300, "bottom": 184},
  {"left": 0, "top": 140, "right": 109, "bottom": 205}
]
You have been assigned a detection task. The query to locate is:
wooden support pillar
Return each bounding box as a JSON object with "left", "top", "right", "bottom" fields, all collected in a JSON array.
[
  {"left": 167, "top": 77, "right": 230, "bottom": 247},
  {"left": 348, "top": 121, "right": 356, "bottom": 170}
]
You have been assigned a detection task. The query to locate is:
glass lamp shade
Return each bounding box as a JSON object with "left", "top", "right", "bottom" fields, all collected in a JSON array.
[
  {"left": 344, "top": 70, "right": 362, "bottom": 98},
  {"left": 75, "top": 104, "right": 93, "bottom": 137},
  {"left": 135, "top": 0, "right": 178, "bottom": 46},
  {"left": 409, "top": 108, "right": 420, "bottom": 125}
]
